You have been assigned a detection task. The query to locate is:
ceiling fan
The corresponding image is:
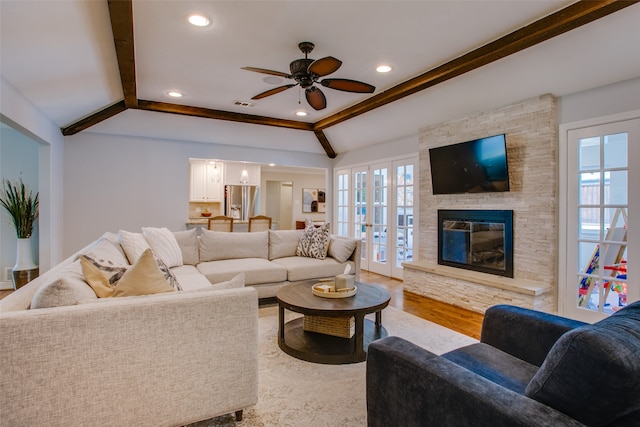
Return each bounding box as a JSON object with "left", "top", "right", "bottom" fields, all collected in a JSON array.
[{"left": 242, "top": 42, "right": 376, "bottom": 111}]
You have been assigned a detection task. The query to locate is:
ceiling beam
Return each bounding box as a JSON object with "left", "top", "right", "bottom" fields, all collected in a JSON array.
[
  {"left": 61, "top": 101, "right": 127, "bottom": 136},
  {"left": 314, "top": 0, "right": 638, "bottom": 130},
  {"left": 62, "top": 0, "right": 636, "bottom": 157},
  {"left": 108, "top": 0, "right": 137, "bottom": 108},
  {"left": 313, "top": 130, "right": 337, "bottom": 159},
  {"left": 136, "top": 100, "right": 314, "bottom": 131}
]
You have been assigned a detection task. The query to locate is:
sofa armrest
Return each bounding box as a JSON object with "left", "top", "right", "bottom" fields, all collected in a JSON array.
[
  {"left": 366, "top": 336, "right": 585, "bottom": 427},
  {"left": 0, "top": 287, "right": 259, "bottom": 426},
  {"left": 349, "top": 239, "right": 361, "bottom": 282},
  {"left": 480, "top": 305, "right": 587, "bottom": 366}
]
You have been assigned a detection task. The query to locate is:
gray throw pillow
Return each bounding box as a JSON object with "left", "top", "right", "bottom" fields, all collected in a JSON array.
[
  {"left": 327, "top": 236, "right": 357, "bottom": 263},
  {"left": 31, "top": 261, "right": 98, "bottom": 309},
  {"left": 173, "top": 229, "right": 199, "bottom": 265},
  {"left": 296, "top": 223, "right": 330, "bottom": 259}
]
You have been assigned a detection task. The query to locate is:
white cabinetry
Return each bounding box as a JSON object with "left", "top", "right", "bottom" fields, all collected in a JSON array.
[{"left": 190, "top": 160, "right": 223, "bottom": 202}]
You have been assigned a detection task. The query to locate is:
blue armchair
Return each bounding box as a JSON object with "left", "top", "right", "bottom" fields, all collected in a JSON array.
[{"left": 367, "top": 302, "right": 640, "bottom": 426}]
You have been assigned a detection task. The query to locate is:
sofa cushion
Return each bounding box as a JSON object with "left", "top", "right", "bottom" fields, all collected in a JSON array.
[
  {"left": 271, "top": 256, "right": 356, "bottom": 282},
  {"left": 173, "top": 229, "right": 199, "bottom": 265},
  {"left": 200, "top": 230, "right": 269, "bottom": 261},
  {"left": 142, "top": 227, "right": 183, "bottom": 268},
  {"left": 197, "top": 258, "right": 287, "bottom": 286},
  {"left": 30, "top": 261, "right": 98, "bottom": 309},
  {"left": 296, "top": 223, "right": 330, "bottom": 259},
  {"left": 269, "top": 229, "right": 304, "bottom": 260},
  {"left": 327, "top": 236, "right": 357, "bottom": 263},
  {"left": 170, "top": 265, "right": 213, "bottom": 291},
  {"left": 118, "top": 230, "right": 150, "bottom": 264},
  {"left": 525, "top": 301, "right": 640, "bottom": 425},
  {"left": 442, "top": 343, "right": 538, "bottom": 394}
]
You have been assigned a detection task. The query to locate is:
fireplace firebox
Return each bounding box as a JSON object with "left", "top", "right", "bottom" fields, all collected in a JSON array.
[{"left": 437, "top": 209, "right": 513, "bottom": 277}]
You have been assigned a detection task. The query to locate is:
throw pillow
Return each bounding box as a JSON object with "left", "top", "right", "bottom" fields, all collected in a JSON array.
[
  {"left": 327, "top": 236, "right": 358, "bottom": 263},
  {"left": 80, "top": 255, "right": 128, "bottom": 298},
  {"left": 31, "top": 260, "right": 98, "bottom": 309},
  {"left": 80, "top": 237, "right": 129, "bottom": 266},
  {"left": 81, "top": 249, "right": 177, "bottom": 297},
  {"left": 209, "top": 273, "right": 245, "bottom": 291},
  {"left": 142, "top": 227, "right": 184, "bottom": 268},
  {"left": 118, "top": 230, "right": 150, "bottom": 264},
  {"left": 112, "top": 249, "right": 176, "bottom": 297},
  {"left": 173, "top": 229, "right": 199, "bottom": 265},
  {"left": 296, "top": 223, "right": 330, "bottom": 259}
]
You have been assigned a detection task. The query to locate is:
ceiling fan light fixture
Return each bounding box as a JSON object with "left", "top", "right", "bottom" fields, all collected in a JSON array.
[
  {"left": 376, "top": 65, "right": 392, "bottom": 73},
  {"left": 188, "top": 14, "right": 210, "bottom": 27}
]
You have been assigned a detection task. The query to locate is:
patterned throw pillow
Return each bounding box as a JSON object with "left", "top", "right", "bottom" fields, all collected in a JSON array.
[{"left": 296, "top": 222, "right": 331, "bottom": 259}]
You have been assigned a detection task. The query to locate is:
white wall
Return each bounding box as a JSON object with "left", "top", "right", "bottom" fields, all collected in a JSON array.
[
  {"left": 63, "top": 132, "right": 333, "bottom": 256},
  {"left": 559, "top": 77, "right": 640, "bottom": 125},
  {"left": 261, "top": 170, "right": 326, "bottom": 229},
  {"left": 0, "top": 76, "right": 64, "bottom": 271},
  {"left": 333, "top": 134, "right": 418, "bottom": 170},
  {"left": 0, "top": 127, "right": 40, "bottom": 285}
]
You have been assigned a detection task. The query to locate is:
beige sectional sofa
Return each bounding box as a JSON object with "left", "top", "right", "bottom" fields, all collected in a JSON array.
[{"left": 0, "top": 227, "right": 360, "bottom": 426}]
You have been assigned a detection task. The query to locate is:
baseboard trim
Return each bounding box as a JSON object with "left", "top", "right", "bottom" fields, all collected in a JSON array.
[{"left": 0, "top": 281, "right": 14, "bottom": 291}]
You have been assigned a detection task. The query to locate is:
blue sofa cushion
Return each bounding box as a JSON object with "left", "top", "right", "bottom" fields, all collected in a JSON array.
[
  {"left": 443, "top": 343, "right": 539, "bottom": 394},
  {"left": 525, "top": 301, "right": 640, "bottom": 426}
]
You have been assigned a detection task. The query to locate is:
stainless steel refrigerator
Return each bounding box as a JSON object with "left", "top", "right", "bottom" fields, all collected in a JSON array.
[{"left": 225, "top": 185, "right": 259, "bottom": 222}]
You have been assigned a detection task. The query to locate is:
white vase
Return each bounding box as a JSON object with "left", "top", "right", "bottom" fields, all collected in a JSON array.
[
  {"left": 12, "top": 237, "right": 38, "bottom": 290},
  {"left": 13, "top": 237, "right": 37, "bottom": 271}
]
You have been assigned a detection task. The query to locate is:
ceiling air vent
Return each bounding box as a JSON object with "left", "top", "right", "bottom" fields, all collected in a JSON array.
[{"left": 234, "top": 100, "right": 255, "bottom": 108}]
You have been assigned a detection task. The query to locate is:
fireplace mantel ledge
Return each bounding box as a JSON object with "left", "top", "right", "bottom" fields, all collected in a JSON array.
[{"left": 402, "top": 261, "right": 552, "bottom": 296}]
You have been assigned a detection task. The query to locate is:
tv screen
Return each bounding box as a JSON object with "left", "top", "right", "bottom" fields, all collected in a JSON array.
[{"left": 429, "top": 134, "right": 510, "bottom": 195}]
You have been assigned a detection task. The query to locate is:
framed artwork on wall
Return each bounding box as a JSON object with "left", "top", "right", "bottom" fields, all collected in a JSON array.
[{"left": 302, "top": 188, "right": 326, "bottom": 213}]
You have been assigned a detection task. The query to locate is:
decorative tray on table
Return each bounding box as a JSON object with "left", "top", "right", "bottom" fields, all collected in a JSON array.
[{"left": 312, "top": 282, "right": 357, "bottom": 298}]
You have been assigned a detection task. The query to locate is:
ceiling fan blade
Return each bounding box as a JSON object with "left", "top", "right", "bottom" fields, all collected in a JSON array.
[
  {"left": 251, "top": 84, "right": 297, "bottom": 100},
  {"left": 305, "top": 86, "right": 327, "bottom": 110},
  {"left": 241, "top": 67, "right": 290, "bottom": 78},
  {"left": 320, "top": 78, "right": 375, "bottom": 93},
  {"left": 308, "top": 56, "right": 342, "bottom": 77}
]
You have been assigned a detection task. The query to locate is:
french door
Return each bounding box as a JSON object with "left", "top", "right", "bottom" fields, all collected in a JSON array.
[
  {"left": 561, "top": 116, "right": 639, "bottom": 322},
  {"left": 335, "top": 156, "right": 417, "bottom": 279}
]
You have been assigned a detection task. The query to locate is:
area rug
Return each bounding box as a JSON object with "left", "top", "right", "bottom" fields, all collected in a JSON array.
[{"left": 189, "top": 305, "right": 477, "bottom": 427}]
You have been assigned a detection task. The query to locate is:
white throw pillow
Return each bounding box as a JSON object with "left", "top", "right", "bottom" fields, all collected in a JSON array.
[
  {"left": 118, "top": 230, "right": 150, "bottom": 264},
  {"left": 142, "top": 227, "right": 184, "bottom": 268}
]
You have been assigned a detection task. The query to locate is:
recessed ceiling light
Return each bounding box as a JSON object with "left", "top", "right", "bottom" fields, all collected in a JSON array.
[
  {"left": 269, "top": 163, "right": 276, "bottom": 167},
  {"left": 376, "top": 65, "right": 392, "bottom": 73},
  {"left": 167, "top": 91, "right": 183, "bottom": 98},
  {"left": 296, "top": 111, "right": 308, "bottom": 117},
  {"left": 188, "top": 14, "right": 210, "bottom": 27}
]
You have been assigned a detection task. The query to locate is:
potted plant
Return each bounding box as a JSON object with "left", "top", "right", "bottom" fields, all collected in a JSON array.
[{"left": 0, "top": 178, "right": 39, "bottom": 289}]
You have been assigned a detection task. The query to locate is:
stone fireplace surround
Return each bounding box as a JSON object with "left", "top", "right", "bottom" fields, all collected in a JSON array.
[{"left": 403, "top": 94, "right": 558, "bottom": 314}]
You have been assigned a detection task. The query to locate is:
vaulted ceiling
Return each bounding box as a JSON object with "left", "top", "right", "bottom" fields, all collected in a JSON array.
[{"left": 2, "top": 1, "right": 639, "bottom": 157}]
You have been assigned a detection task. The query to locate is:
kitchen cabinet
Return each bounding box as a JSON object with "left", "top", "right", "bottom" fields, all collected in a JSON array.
[{"left": 190, "top": 160, "right": 223, "bottom": 202}]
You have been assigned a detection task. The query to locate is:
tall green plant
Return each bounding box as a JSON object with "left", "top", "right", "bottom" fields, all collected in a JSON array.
[{"left": 0, "top": 178, "right": 39, "bottom": 238}]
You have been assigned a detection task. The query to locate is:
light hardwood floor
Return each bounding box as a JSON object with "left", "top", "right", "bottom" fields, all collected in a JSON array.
[
  {"left": 0, "top": 271, "right": 484, "bottom": 339},
  {"left": 360, "top": 270, "right": 483, "bottom": 339}
]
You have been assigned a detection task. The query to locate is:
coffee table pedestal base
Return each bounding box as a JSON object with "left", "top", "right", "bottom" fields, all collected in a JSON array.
[{"left": 278, "top": 316, "right": 388, "bottom": 364}]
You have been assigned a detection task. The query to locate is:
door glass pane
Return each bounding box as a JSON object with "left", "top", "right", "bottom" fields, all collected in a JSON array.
[
  {"left": 603, "top": 133, "right": 627, "bottom": 168},
  {"left": 395, "top": 163, "right": 414, "bottom": 267},
  {"left": 372, "top": 168, "right": 388, "bottom": 265},
  {"left": 576, "top": 132, "right": 628, "bottom": 314},
  {"left": 354, "top": 171, "right": 367, "bottom": 259},
  {"left": 336, "top": 172, "right": 349, "bottom": 237}
]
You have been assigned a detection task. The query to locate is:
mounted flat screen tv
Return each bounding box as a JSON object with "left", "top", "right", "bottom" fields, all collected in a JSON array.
[{"left": 429, "top": 134, "right": 510, "bottom": 195}]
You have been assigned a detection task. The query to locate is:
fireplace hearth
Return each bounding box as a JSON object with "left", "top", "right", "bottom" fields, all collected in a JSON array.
[{"left": 438, "top": 209, "right": 513, "bottom": 277}]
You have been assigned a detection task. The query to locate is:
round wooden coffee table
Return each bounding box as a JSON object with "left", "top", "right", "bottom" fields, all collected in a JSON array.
[{"left": 276, "top": 281, "right": 390, "bottom": 364}]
